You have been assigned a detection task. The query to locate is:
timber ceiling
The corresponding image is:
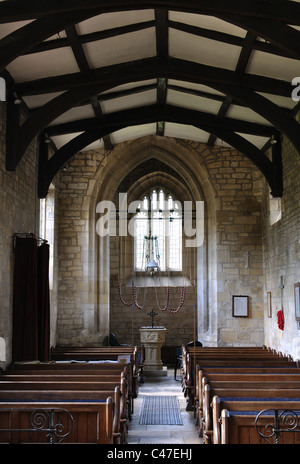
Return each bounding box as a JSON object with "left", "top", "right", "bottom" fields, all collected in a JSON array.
[{"left": 1, "top": 1, "right": 300, "bottom": 197}]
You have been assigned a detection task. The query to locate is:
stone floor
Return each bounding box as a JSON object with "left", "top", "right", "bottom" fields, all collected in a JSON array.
[{"left": 127, "top": 367, "right": 204, "bottom": 445}]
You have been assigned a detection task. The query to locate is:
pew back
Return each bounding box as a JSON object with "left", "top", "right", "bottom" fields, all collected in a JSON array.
[{"left": 0, "top": 398, "right": 114, "bottom": 444}]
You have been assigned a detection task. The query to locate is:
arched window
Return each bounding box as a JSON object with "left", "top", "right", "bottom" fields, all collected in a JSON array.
[{"left": 134, "top": 189, "right": 182, "bottom": 272}]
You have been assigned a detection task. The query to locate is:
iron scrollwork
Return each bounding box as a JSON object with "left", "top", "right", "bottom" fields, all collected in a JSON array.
[
  {"left": 255, "top": 409, "right": 300, "bottom": 444},
  {"left": 30, "top": 408, "right": 74, "bottom": 443},
  {"left": 0, "top": 407, "right": 74, "bottom": 444}
]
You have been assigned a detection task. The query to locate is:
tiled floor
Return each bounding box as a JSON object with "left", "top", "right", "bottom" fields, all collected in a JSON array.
[{"left": 127, "top": 368, "right": 204, "bottom": 445}]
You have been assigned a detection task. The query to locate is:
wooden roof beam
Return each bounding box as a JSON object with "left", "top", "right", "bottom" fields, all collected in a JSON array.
[
  {"left": 38, "top": 104, "right": 278, "bottom": 198},
  {"left": 207, "top": 31, "right": 257, "bottom": 146},
  {"left": 13, "top": 58, "right": 300, "bottom": 168},
  {"left": 155, "top": 9, "right": 168, "bottom": 136},
  {"left": 16, "top": 58, "right": 293, "bottom": 98},
  {"left": 2, "top": 3, "right": 300, "bottom": 71},
  {"left": 44, "top": 104, "right": 276, "bottom": 138},
  {"left": 65, "top": 24, "right": 113, "bottom": 150},
  {"left": 1, "top": 0, "right": 300, "bottom": 25}
]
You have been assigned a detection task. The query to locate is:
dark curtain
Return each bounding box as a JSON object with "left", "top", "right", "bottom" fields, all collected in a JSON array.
[
  {"left": 37, "top": 243, "right": 51, "bottom": 361},
  {"left": 12, "top": 237, "right": 50, "bottom": 362}
]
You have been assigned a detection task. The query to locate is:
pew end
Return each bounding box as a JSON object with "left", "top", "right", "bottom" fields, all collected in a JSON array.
[{"left": 220, "top": 408, "right": 230, "bottom": 444}]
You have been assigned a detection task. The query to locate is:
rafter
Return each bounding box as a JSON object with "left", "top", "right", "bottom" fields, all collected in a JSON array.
[
  {"left": 16, "top": 17, "right": 295, "bottom": 61},
  {"left": 45, "top": 104, "right": 275, "bottom": 138},
  {"left": 22, "top": 20, "right": 156, "bottom": 55},
  {"left": 11, "top": 57, "right": 300, "bottom": 169},
  {"left": 0, "top": 0, "right": 300, "bottom": 25},
  {"left": 0, "top": 10, "right": 99, "bottom": 72},
  {"left": 15, "top": 58, "right": 293, "bottom": 98},
  {"left": 207, "top": 31, "right": 257, "bottom": 146},
  {"left": 65, "top": 24, "right": 113, "bottom": 150},
  {"left": 0, "top": 0, "right": 296, "bottom": 198},
  {"left": 37, "top": 104, "right": 280, "bottom": 198},
  {"left": 168, "top": 19, "right": 297, "bottom": 60},
  {"left": 221, "top": 12, "right": 300, "bottom": 58},
  {"left": 155, "top": 9, "right": 168, "bottom": 136},
  {"left": 2, "top": 1, "right": 300, "bottom": 73}
]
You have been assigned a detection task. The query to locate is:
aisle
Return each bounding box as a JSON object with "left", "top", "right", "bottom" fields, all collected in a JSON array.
[{"left": 127, "top": 368, "right": 204, "bottom": 445}]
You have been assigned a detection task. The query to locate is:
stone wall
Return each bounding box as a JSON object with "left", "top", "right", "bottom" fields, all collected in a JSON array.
[
  {"left": 262, "top": 132, "right": 300, "bottom": 360},
  {"left": 55, "top": 135, "right": 265, "bottom": 348},
  {"left": 206, "top": 146, "right": 264, "bottom": 346},
  {"left": 56, "top": 150, "right": 106, "bottom": 345},
  {"left": 0, "top": 103, "right": 39, "bottom": 364},
  {"left": 110, "top": 235, "right": 197, "bottom": 348},
  {"left": 1, "top": 105, "right": 300, "bottom": 363}
]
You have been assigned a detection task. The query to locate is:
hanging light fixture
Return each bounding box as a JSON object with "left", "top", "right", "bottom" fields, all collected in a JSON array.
[
  {"left": 145, "top": 234, "right": 160, "bottom": 276},
  {"left": 118, "top": 188, "right": 186, "bottom": 312},
  {"left": 146, "top": 258, "right": 159, "bottom": 275}
]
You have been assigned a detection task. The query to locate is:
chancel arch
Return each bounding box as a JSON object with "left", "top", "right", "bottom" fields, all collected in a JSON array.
[{"left": 83, "top": 136, "right": 219, "bottom": 349}]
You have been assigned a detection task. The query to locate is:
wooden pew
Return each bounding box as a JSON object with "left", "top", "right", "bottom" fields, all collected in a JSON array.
[
  {"left": 0, "top": 375, "right": 129, "bottom": 441},
  {"left": 198, "top": 375, "right": 300, "bottom": 443},
  {"left": 0, "top": 366, "right": 129, "bottom": 443},
  {"left": 198, "top": 371, "right": 300, "bottom": 403},
  {"left": 50, "top": 345, "right": 142, "bottom": 398},
  {"left": 212, "top": 394, "right": 300, "bottom": 444},
  {"left": 182, "top": 346, "right": 297, "bottom": 410},
  {"left": 11, "top": 361, "right": 135, "bottom": 416},
  {"left": 2, "top": 350, "right": 141, "bottom": 444},
  {"left": 0, "top": 398, "right": 114, "bottom": 444},
  {"left": 0, "top": 387, "right": 123, "bottom": 444},
  {"left": 183, "top": 347, "right": 300, "bottom": 443},
  {"left": 196, "top": 366, "right": 300, "bottom": 374}
]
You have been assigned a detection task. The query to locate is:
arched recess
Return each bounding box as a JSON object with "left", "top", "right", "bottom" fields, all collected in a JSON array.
[{"left": 85, "top": 136, "right": 219, "bottom": 346}]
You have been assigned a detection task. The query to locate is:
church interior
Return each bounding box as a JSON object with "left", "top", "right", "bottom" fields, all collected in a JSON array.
[{"left": 1, "top": 1, "right": 300, "bottom": 445}]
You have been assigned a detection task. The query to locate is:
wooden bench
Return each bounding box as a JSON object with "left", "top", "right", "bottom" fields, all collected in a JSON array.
[
  {"left": 212, "top": 395, "right": 300, "bottom": 444},
  {"left": 50, "top": 345, "right": 143, "bottom": 396},
  {"left": 182, "top": 346, "right": 297, "bottom": 407},
  {"left": 0, "top": 387, "right": 124, "bottom": 443},
  {"left": 179, "top": 347, "right": 300, "bottom": 443},
  {"left": 0, "top": 367, "right": 129, "bottom": 443},
  {"left": 197, "top": 370, "right": 300, "bottom": 403},
  {"left": 182, "top": 347, "right": 297, "bottom": 410},
  {"left": 0, "top": 375, "right": 129, "bottom": 436},
  {"left": 0, "top": 398, "right": 114, "bottom": 444},
  {"left": 198, "top": 374, "right": 300, "bottom": 443},
  {"left": 11, "top": 361, "right": 136, "bottom": 415}
]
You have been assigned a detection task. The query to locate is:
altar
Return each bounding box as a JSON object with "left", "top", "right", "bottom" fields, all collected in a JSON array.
[{"left": 139, "top": 326, "right": 167, "bottom": 376}]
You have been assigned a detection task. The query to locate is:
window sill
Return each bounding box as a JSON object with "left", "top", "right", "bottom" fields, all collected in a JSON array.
[{"left": 126, "top": 275, "right": 192, "bottom": 287}]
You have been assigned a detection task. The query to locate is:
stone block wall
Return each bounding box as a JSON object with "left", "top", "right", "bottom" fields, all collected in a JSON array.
[
  {"left": 197, "top": 143, "right": 264, "bottom": 345},
  {"left": 56, "top": 151, "right": 107, "bottom": 345},
  {"left": 55, "top": 136, "right": 264, "bottom": 348},
  {"left": 262, "top": 132, "right": 300, "bottom": 360},
  {"left": 0, "top": 103, "right": 39, "bottom": 364},
  {"left": 1, "top": 105, "right": 300, "bottom": 362}
]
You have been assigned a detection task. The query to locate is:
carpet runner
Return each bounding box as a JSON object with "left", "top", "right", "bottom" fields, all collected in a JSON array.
[{"left": 139, "top": 395, "right": 183, "bottom": 425}]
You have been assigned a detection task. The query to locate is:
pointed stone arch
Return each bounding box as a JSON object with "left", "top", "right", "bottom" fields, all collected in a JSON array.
[{"left": 83, "top": 135, "right": 219, "bottom": 345}]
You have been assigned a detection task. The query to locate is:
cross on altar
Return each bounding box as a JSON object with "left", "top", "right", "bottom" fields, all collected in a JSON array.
[{"left": 148, "top": 309, "right": 158, "bottom": 328}]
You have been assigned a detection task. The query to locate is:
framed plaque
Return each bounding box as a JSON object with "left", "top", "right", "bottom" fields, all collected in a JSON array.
[{"left": 232, "top": 295, "right": 249, "bottom": 317}]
